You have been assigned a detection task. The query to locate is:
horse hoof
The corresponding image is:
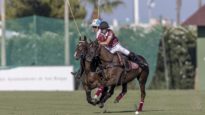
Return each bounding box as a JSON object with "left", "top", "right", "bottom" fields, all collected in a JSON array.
[
  {"left": 135, "top": 111, "right": 140, "bottom": 115},
  {"left": 91, "top": 98, "right": 98, "bottom": 105},
  {"left": 88, "top": 101, "right": 96, "bottom": 106},
  {"left": 98, "top": 103, "right": 104, "bottom": 108},
  {"left": 96, "top": 100, "right": 101, "bottom": 104}
]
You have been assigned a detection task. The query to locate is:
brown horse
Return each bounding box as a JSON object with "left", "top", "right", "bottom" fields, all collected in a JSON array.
[
  {"left": 74, "top": 36, "right": 102, "bottom": 105},
  {"left": 86, "top": 41, "right": 149, "bottom": 113},
  {"left": 74, "top": 36, "right": 127, "bottom": 107}
]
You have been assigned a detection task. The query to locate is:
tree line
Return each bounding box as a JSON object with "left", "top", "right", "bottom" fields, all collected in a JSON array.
[{"left": 5, "top": 0, "right": 123, "bottom": 20}]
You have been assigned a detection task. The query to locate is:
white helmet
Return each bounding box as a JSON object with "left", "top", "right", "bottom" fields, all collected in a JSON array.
[{"left": 91, "top": 19, "right": 102, "bottom": 27}]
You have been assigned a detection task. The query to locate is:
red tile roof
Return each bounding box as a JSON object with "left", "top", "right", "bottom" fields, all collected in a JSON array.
[{"left": 182, "top": 5, "right": 205, "bottom": 26}]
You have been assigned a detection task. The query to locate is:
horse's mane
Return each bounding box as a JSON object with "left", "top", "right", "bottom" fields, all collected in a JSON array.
[{"left": 87, "top": 40, "right": 101, "bottom": 72}]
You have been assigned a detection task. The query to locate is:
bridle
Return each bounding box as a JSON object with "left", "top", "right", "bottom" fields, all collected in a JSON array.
[{"left": 75, "top": 41, "right": 88, "bottom": 59}]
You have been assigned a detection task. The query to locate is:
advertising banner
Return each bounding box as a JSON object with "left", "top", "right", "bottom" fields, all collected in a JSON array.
[{"left": 0, "top": 66, "right": 74, "bottom": 91}]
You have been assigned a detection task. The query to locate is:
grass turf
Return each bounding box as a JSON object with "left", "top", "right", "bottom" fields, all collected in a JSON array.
[{"left": 0, "top": 90, "right": 204, "bottom": 115}]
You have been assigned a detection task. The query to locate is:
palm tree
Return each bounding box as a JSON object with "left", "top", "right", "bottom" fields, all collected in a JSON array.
[
  {"left": 85, "top": 0, "right": 124, "bottom": 19},
  {"left": 6, "top": 0, "right": 86, "bottom": 19}
]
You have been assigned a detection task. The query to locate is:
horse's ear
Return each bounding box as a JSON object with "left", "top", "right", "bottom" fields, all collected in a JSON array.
[
  {"left": 79, "top": 36, "right": 82, "bottom": 41},
  {"left": 84, "top": 36, "right": 87, "bottom": 41}
]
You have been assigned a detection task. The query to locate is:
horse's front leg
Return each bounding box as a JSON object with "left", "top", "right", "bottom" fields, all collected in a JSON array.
[
  {"left": 85, "top": 89, "right": 96, "bottom": 105},
  {"left": 97, "top": 85, "right": 116, "bottom": 108},
  {"left": 95, "top": 86, "right": 109, "bottom": 104},
  {"left": 114, "top": 83, "right": 127, "bottom": 103}
]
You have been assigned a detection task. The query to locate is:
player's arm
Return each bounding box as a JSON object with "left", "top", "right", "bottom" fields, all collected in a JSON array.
[{"left": 99, "top": 33, "right": 113, "bottom": 45}]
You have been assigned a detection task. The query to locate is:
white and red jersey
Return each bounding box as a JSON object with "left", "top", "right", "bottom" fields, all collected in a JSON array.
[{"left": 96, "top": 29, "right": 119, "bottom": 48}]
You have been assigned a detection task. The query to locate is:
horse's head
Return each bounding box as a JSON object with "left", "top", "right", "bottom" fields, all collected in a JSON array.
[
  {"left": 86, "top": 40, "right": 99, "bottom": 62},
  {"left": 74, "top": 36, "right": 88, "bottom": 60}
]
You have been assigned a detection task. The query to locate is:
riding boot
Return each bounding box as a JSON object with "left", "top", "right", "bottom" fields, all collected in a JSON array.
[
  {"left": 128, "top": 52, "right": 147, "bottom": 68},
  {"left": 128, "top": 52, "right": 136, "bottom": 62},
  {"left": 135, "top": 55, "right": 148, "bottom": 68}
]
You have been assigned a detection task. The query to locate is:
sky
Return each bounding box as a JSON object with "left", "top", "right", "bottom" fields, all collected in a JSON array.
[
  {"left": 85, "top": 0, "right": 205, "bottom": 24},
  {"left": 0, "top": 0, "right": 204, "bottom": 24}
]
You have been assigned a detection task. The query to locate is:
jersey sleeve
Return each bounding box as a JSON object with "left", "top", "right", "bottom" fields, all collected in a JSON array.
[{"left": 107, "top": 30, "right": 113, "bottom": 38}]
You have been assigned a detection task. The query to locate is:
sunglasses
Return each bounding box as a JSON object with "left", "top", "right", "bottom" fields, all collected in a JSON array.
[{"left": 92, "top": 26, "right": 97, "bottom": 29}]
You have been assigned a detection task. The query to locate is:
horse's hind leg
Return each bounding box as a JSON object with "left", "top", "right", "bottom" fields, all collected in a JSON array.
[
  {"left": 137, "top": 70, "right": 148, "bottom": 112},
  {"left": 114, "top": 83, "right": 127, "bottom": 103},
  {"left": 138, "top": 81, "right": 146, "bottom": 112}
]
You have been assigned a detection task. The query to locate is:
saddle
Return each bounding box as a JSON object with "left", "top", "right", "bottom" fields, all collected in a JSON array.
[
  {"left": 116, "top": 52, "right": 139, "bottom": 71},
  {"left": 95, "top": 52, "right": 140, "bottom": 85}
]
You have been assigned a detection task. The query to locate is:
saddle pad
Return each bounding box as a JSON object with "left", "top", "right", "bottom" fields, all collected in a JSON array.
[{"left": 129, "top": 61, "right": 139, "bottom": 70}]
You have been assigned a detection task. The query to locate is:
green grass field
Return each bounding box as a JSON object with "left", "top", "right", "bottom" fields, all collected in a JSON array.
[{"left": 0, "top": 90, "right": 204, "bottom": 115}]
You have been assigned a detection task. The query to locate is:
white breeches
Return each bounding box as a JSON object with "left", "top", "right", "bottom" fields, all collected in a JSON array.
[{"left": 105, "top": 43, "right": 130, "bottom": 55}]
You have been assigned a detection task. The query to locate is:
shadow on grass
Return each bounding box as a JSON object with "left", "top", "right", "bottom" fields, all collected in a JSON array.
[
  {"left": 94, "top": 110, "right": 134, "bottom": 114},
  {"left": 94, "top": 109, "right": 165, "bottom": 114},
  {"left": 142, "top": 109, "right": 166, "bottom": 112}
]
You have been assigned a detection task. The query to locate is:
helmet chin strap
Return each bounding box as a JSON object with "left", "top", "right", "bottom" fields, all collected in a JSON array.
[{"left": 101, "top": 29, "right": 107, "bottom": 34}]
